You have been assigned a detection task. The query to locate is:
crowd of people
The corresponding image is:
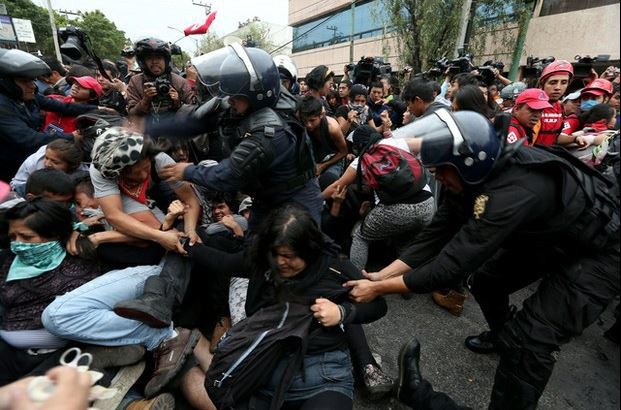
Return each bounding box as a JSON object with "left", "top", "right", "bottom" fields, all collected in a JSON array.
[{"left": 0, "top": 33, "right": 619, "bottom": 410}]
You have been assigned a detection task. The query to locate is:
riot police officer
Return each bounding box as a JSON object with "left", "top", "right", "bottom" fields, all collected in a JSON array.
[
  {"left": 160, "top": 44, "right": 321, "bottom": 228},
  {"left": 114, "top": 45, "right": 321, "bottom": 328},
  {"left": 345, "top": 109, "right": 619, "bottom": 409}
]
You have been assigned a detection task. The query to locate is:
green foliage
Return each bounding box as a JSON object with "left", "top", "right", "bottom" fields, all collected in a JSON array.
[
  {"left": 382, "top": 0, "right": 464, "bottom": 72},
  {"left": 5, "top": 0, "right": 128, "bottom": 61},
  {"left": 468, "top": 0, "right": 533, "bottom": 65},
  {"left": 172, "top": 50, "right": 192, "bottom": 69},
  {"left": 236, "top": 22, "right": 275, "bottom": 52},
  {"left": 74, "top": 10, "right": 128, "bottom": 60},
  {"left": 197, "top": 32, "right": 224, "bottom": 55}
]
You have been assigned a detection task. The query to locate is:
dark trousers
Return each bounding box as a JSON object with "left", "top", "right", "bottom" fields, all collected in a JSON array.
[
  {"left": 0, "top": 339, "right": 65, "bottom": 386},
  {"left": 470, "top": 244, "right": 620, "bottom": 409}
]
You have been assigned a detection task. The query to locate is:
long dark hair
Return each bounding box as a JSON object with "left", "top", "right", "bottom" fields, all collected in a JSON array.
[
  {"left": 2, "top": 198, "right": 73, "bottom": 244},
  {"left": 453, "top": 85, "right": 492, "bottom": 119},
  {"left": 579, "top": 103, "right": 615, "bottom": 126},
  {"left": 251, "top": 205, "right": 324, "bottom": 275}
]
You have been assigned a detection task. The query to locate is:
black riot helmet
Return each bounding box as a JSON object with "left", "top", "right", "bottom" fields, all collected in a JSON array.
[
  {"left": 191, "top": 43, "right": 280, "bottom": 112},
  {"left": 0, "top": 49, "right": 51, "bottom": 100},
  {"left": 134, "top": 38, "right": 171, "bottom": 76},
  {"left": 392, "top": 109, "right": 500, "bottom": 185}
]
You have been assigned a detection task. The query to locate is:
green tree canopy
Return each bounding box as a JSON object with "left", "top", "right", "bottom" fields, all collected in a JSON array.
[
  {"left": 5, "top": 0, "right": 128, "bottom": 61},
  {"left": 197, "top": 32, "right": 224, "bottom": 55}
]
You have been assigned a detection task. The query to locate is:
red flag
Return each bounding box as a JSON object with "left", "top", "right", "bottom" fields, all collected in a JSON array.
[{"left": 184, "top": 11, "right": 217, "bottom": 36}]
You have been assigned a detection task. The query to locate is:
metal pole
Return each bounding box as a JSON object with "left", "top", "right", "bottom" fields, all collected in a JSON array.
[
  {"left": 45, "top": 0, "right": 62, "bottom": 61},
  {"left": 508, "top": 2, "right": 535, "bottom": 81},
  {"left": 454, "top": 0, "right": 473, "bottom": 57},
  {"left": 349, "top": 0, "right": 355, "bottom": 63}
]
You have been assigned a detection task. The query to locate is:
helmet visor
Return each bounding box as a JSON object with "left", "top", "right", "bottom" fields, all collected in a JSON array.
[{"left": 192, "top": 45, "right": 255, "bottom": 99}]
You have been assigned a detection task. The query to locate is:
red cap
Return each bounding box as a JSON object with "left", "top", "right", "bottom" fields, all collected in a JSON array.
[
  {"left": 68, "top": 76, "right": 103, "bottom": 97},
  {"left": 582, "top": 78, "right": 613, "bottom": 97},
  {"left": 539, "top": 60, "right": 574, "bottom": 82},
  {"left": 0, "top": 181, "right": 9, "bottom": 202},
  {"left": 515, "top": 88, "right": 553, "bottom": 110}
]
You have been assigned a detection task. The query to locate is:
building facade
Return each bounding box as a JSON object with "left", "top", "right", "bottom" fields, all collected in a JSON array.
[{"left": 289, "top": 0, "right": 620, "bottom": 80}]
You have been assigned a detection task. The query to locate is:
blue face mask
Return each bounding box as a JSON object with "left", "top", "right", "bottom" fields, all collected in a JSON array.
[
  {"left": 580, "top": 100, "right": 598, "bottom": 111},
  {"left": 7, "top": 240, "right": 66, "bottom": 282}
]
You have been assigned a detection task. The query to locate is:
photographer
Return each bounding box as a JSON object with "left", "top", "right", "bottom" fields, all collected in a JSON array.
[
  {"left": 97, "top": 59, "right": 128, "bottom": 115},
  {"left": 126, "top": 38, "right": 194, "bottom": 118}
]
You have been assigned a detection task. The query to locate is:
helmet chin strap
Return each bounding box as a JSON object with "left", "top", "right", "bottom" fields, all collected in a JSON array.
[
  {"left": 435, "top": 109, "right": 472, "bottom": 156},
  {"left": 230, "top": 43, "right": 263, "bottom": 92}
]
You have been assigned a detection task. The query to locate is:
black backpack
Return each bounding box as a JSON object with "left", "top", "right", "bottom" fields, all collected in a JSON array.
[{"left": 205, "top": 302, "right": 313, "bottom": 410}]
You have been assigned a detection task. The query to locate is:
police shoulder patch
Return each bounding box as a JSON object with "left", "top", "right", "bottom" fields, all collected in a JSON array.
[{"left": 473, "top": 194, "right": 489, "bottom": 220}]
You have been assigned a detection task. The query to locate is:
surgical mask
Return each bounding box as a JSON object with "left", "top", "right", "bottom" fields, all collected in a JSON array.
[
  {"left": 580, "top": 100, "right": 598, "bottom": 111},
  {"left": 7, "top": 240, "right": 66, "bottom": 282}
]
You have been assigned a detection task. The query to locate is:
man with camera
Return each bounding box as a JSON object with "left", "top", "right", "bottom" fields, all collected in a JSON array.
[{"left": 126, "top": 38, "right": 194, "bottom": 118}]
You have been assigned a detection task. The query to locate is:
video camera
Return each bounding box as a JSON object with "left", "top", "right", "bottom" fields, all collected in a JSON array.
[
  {"left": 347, "top": 56, "right": 392, "bottom": 87},
  {"left": 523, "top": 55, "right": 556, "bottom": 79},
  {"left": 574, "top": 54, "right": 610, "bottom": 79},
  {"left": 58, "top": 26, "right": 111, "bottom": 81},
  {"left": 422, "top": 53, "right": 473, "bottom": 79}
]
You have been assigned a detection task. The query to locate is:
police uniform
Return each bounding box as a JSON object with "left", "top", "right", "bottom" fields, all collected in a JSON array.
[{"left": 397, "top": 111, "right": 619, "bottom": 409}]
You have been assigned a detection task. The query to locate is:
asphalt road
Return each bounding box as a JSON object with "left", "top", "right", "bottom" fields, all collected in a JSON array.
[{"left": 353, "top": 284, "right": 620, "bottom": 410}]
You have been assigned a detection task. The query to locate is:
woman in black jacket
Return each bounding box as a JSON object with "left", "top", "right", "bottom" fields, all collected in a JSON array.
[{"left": 189, "top": 204, "right": 388, "bottom": 409}]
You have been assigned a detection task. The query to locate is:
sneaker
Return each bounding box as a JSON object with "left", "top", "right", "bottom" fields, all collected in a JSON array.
[
  {"left": 432, "top": 289, "right": 467, "bottom": 316},
  {"left": 464, "top": 330, "right": 498, "bottom": 354},
  {"left": 83, "top": 344, "right": 146, "bottom": 371},
  {"left": 363, "top": 363, "right": 394, "bottom": 398},
  {"left": 93, "top": 361, "right": 146, "bottom": 410},
  {"left": 144, "top": 327, "right": 200, "bottom": 398},
  {"left": 126, "top": 392, "right": 175, "bottom": 410}
]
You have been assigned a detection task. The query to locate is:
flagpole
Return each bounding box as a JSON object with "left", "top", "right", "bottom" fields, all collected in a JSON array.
[{"left": 173, "top": 35, "right": 187, "bottom": 44}]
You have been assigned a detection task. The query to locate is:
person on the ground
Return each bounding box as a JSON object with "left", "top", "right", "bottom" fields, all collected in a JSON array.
[
  {"left": 10, "top": 139, "right": 84, "bottom": 197},
  {"left": 0, "top": 199, "right": 101, "bottom": 385}
]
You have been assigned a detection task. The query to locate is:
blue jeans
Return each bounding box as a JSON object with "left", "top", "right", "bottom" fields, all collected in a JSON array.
[
  {"left": 42, "top": 265, "right": 173, "bottom": 351},
  {"left": 260, "top": 349, "right": 354, "bottom": 401}
]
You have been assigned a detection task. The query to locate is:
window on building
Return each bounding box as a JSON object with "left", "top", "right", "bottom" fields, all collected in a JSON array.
[
  {"left": 292, "top": 0, "right": 391, "bottom": 53},
  {"left": 539, "top": 0, "right": 618, "bottom": 17}
]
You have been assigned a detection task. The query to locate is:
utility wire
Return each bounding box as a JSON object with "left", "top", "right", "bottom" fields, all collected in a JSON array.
[{"left": 269, "top": 0, "right": 361, "bottom": 55}]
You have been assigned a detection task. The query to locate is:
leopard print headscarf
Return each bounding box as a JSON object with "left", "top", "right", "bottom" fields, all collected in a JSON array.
[{"left": 91, "top": 127, "right": 144, "bottom": 179}]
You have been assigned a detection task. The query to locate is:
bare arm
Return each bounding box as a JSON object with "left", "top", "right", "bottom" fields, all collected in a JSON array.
[
  {"left": 98, "top": 194, "right": 185, "bottom": 253},
  {"left": 317, "top": 117, "right": 348, "bottom": 174},
  {"left": 173, "top": 182, "right": 201, "bottom": 240},
  {"left": 322, "top": 166, "right": 357, "bottom": 199}
]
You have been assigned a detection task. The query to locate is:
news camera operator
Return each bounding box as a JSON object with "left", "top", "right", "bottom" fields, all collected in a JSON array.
[
  {"left": 0, "top": 49, "right": 100, "bottom": 182},
  {"left": 126, "top": 38, "right": 195, "bottom": 118}
]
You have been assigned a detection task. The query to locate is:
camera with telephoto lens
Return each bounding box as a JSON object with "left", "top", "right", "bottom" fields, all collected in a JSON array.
[
  {"left": 350, "top": 56, "right": 392, "bottom": 87},
  {"left": 574, "top": 54, "right": 611, "bottom": 79},
  {"left": 154, "top": 76, "right": 171, "bottom": 96}
]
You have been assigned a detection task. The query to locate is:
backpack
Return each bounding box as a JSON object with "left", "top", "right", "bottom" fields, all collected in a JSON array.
[
  {"left": 205, "top": 302, "right": 313, "bottom": 410},
  {"left": 358, "top": 143, "right": 427, "bottom": 204}
]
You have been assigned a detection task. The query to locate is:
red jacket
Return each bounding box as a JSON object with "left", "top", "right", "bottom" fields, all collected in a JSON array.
[
  {"left": 534, "top": 101, "right": 564, "bottom": 146},
  {"left": 506, "top": 116, "right": 532, "bottom": 145},
  {"left": 43, "top": 95, "right": 81, "bottom": 133}
]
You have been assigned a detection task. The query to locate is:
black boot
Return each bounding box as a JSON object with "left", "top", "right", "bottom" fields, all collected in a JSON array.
[
  {"left": 464, "top": 330, "right": 498, "bottom": 354},
  {"left": 397, "top": 338, "right": 422, "bottom": 406},
  {"left": 114, "top": 254, "right": 193, "bottom": 328},
  {"left": 114, "top": 275, "right": 175, "bottom": 328}
]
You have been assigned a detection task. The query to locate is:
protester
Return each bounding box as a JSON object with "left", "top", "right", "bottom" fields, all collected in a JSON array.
[
  {"left": 0, "top": 199, "right": 100, "bottom": 385},
  {"left": 97, "top": 59, "right": 128, "bottom": 115}
]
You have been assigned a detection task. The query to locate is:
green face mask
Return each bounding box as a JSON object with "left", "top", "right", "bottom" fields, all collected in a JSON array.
[{"left": 7, "top": 240, "right": 66, "bottom": 282}]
